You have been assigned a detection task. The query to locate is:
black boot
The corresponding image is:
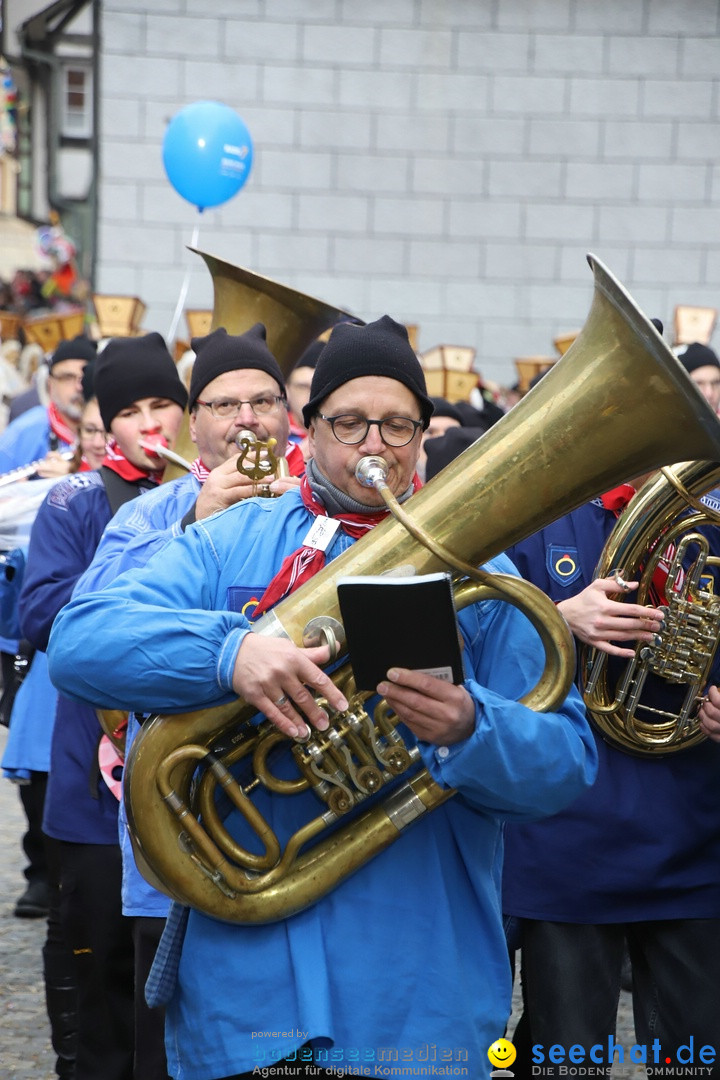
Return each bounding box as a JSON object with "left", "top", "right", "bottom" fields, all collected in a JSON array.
[{"left": 14, "top": 877, "right": 50, "bottom": 917}]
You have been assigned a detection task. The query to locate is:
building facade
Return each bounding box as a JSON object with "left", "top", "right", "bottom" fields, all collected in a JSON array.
[{"left": 4, "top": 0, "right": 720, "bottom": 384}]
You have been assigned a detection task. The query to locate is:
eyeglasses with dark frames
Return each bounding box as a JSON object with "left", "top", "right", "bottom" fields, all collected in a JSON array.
[{"left": 318, "top": 413, "right": 423, "bottom": 447}]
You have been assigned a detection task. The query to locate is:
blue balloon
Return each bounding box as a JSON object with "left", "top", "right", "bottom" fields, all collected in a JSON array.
[{"left": 162, "top": 101, "right": 253, "bottom": 212}]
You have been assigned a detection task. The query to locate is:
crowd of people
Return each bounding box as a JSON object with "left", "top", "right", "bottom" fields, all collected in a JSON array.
[{"left": 0, "top": 306, "right": 719, "bottom": 1080}]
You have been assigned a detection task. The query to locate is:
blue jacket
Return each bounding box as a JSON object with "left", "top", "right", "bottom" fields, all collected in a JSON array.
[
  {"left": 0, "top": 404, "right": 72, "bottom": 474},
  {"left": 503, "top": 497, "right": 720, "bottom": 923},
  {"left": 20, "top": 471, "right": 148, "bottom": 844},
  {"left": 49, "top": 487, "right": 596, "bottom": 1080},
  {"left": 72, "top": 472, "right": 201, "bottom": 915}
]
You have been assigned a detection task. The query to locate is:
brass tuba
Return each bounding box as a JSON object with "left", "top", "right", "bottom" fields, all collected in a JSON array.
[
  {"left": 583, "top": 460, "right": 720, "bottom": 755},
  {"left": 125, "top": 254, "right": 720, "bottom": 923},
  {"left": 163, "top": 249, "right": 358, "bottom": 482}
]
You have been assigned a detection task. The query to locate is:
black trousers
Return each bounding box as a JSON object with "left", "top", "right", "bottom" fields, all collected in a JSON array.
[
  {"left": 44, "top": 834, "right": 78, "bottom": 1079},
  {"left": 56, "top": 840, "right": 135, "bottom": 1080},
  {"left": 512, "top": 918, "right": 720, "bottom": 1080},
  {"left": 18, "top": 770, "right": 49, "bottom": 884},
  {"left": 133, "top": 916, "right": 171, "bottom": 1080}
]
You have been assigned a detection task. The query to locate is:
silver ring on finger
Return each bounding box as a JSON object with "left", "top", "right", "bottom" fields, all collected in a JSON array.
[{"left": 274, "top": 694, "right": 289, "bottom": 707}]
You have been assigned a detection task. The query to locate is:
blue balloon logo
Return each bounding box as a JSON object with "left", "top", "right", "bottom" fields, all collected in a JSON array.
[{"left": 162, "top": 101, "right": 253, "bottom": 212}]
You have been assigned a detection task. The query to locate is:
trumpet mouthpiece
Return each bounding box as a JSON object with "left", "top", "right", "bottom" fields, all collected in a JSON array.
[{"left": 355, "top": 456, "right": 389, "bottom": 489}]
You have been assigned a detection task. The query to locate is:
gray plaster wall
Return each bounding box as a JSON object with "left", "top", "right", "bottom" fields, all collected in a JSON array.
[{"left": 98, "top": 0, "right": 720, "bottom": 386}]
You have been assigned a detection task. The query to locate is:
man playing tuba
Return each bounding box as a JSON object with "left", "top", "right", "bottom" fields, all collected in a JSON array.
[{"left": 48, "top": 315, "right": 597, "bottom": 1080}]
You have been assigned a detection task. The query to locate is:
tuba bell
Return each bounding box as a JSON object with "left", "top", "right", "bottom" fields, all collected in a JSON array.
[
  {"left": 583, "top": 460, "right": 720, "bottom": 755},
  {"left": 163, "top": 249, "right": 358, "bottom": 482},
  {"left": 125, "top": 254, "right": 720, "bottom": 924}
]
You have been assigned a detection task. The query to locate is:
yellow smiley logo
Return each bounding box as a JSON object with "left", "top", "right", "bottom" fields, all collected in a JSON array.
[{"left": 488, "top": 1038, "right": 517, "bottom": 1069}]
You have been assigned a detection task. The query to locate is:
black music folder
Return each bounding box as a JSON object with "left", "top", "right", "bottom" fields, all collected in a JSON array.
[{"left": 336, "top": 571, "right": 464, "bottom": 692}]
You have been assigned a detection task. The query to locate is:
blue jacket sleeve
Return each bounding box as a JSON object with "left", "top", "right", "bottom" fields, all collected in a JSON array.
[
  {"left": 48, "top": 519, "right": 251, "bottom": 712},
  {"left": 73, "top": 477, "right": 200, "bottom": 597}
]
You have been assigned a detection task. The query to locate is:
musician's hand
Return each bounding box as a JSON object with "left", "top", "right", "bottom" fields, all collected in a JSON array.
[
  {"left": 35, "top": 451, "right": 74, "bottom": 478},
  {"left": 231, "top": 632, "right": 349, "bottom": 739},
  {"left": 268, "top": 474, "right": 301, "bottom": 496},
  {"left": 699, "top": 684, "right": 720, "bottom": 742},
  {"left": 195, "top": 457, "right": 277, "bottom": 519},
  {"left": 377, "top": 668, "right": 475, "bottom": 746},
  {"left": 557, "top": 578, "right": 665, "bottom": 658}
]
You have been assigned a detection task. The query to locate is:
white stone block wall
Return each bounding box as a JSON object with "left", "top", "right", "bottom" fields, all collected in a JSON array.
[{"left": 98, "top": 0, "right": 720, "bottom": 386}]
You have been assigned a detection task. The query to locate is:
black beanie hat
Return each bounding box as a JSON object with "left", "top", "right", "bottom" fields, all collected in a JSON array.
[
  {"left": 302, "top": 315, "right": 434, "bottom": 429},
  {"left": 676, "top": 342, "right": 720, "bottom": 374},
  {"left": 94, "top": 332, "right": 188, "bottom": 430},
  {"left": 425, "top": 426, "right": 487, "bottom": 482},
  {"left": 292, "top": 338, "right": 325, "bottom": 372},
  {"left": 188, "top": 324, "right": 285, "bottom": 410},
  {"left": 49, "top": 335, "right": 97, "bottom": 370},
  {"left": 81, "top": 358, "right": 96, "bottom": 403},
  {"left": 429, "top": 396, "right": 463, "bottom": 425}
]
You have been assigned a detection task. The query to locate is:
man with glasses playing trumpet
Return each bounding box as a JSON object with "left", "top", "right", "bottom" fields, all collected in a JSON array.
[
  {"left": 54, "top": 323, "right": 303, "bottom": 1080},
  {"left": 48, "top": 315, "right": 596, "bottom": 1080}
]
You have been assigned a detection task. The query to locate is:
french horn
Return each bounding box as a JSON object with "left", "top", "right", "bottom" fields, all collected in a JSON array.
[
  {"left": 124, "top": 254, "right": 720, "bottom": 923},
  {"left": 583, "top": 460, "right": 720, "bottom": 755}
]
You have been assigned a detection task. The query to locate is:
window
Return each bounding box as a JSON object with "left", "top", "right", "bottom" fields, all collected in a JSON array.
[{"left": 61, "top": 66, "right": 92, "bottom": 139}]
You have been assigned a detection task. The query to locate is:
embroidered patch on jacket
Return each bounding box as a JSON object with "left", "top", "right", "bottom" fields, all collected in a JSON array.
[
  {"left": 47, "top": 471, "right": 103, "bottom": 510},
  {"left": 227, "top": 586, "right": 264, "bottom": 619},
  {"left": 547, "top": 544, "right": 582, "bottom": 587}
]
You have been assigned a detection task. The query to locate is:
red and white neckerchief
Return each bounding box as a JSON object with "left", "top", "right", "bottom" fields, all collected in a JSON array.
[
  {"left": 47, "top": 401, "right": 77, "bottom": 449},
  {"left": 190, "top": 457, "right": 210, "bottom": 484},
  {"left": 253, "top": 472, "right": 422, "bottom": 618},
  {"left": 101, "top": 437, "right": 163, "bottom": 484}
]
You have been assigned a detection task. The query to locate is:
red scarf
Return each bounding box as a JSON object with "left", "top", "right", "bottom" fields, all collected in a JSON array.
[
  {"left": 101, "top": 438, "right": 163, "bottom": 484},
  {"left": 47, "top": 401, "right": 77, "bottom": 449},
  {"left": 253, "top": 472, "right": 421, "bottom": 618}
]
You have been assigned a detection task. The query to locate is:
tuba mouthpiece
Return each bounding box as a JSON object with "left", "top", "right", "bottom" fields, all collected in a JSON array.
[{"left": 355, "top": 456, "right": 389, "bottom": 490}]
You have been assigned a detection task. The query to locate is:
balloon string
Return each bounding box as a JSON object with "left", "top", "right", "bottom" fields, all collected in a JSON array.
[{"left": 166, "top": 221, "right": 201, "bottom": 346}]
